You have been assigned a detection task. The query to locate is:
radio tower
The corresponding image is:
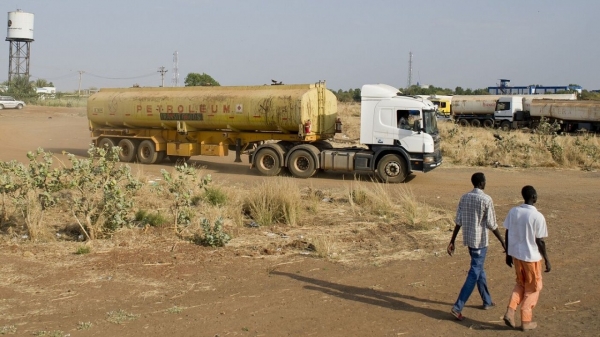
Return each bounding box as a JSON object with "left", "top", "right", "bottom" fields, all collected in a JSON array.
[
  {"left": 172, "top": 51, "right": 179, "bottom": 87},
  {"left": 407, "top": 51, "right": 413, "bottom": 88}
]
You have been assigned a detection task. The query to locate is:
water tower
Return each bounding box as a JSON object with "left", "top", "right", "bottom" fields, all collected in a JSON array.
[{"left": 6, "top": 9, "right": 34, "bottom": 83}]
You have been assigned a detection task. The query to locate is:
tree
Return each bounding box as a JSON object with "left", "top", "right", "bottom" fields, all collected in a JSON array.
[
  {"left": 184, "top": 73, "right": 220, "bottom": 86},
  {"left": 34, "top": 79, "right": 54, "bottom": 88},
  {"left": 5, "top": 75, "right": 36, "bottom": 101}
]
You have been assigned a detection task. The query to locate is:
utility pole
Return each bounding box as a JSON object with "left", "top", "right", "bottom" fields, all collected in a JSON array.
[
  {"left": 158, "top": 66, "right": 168, "bottom": 87},
  {"left": 172, "top": 51, "right": 179, "bottom": 87},
  {"left": 78, "top": 71, "right": 85, "bottom": 96},
  {"left": 407, "top": 51, "right": 413, "bottom": 88}
]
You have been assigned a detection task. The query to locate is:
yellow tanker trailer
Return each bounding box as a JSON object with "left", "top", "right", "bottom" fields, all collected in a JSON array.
[
  {"left": 88, "top": 82, "right": 442, "bottom": 182},
  {"left": 88, "top": 82, "right": 339, "bottom": 166}
]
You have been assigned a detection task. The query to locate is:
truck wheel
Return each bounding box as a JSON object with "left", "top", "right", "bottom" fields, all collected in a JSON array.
[
  {"left": 156, "top": 151, "right": 166, "bottom": 163},
  {"left": 471, "top": 119, "right": 481, "bottom": 127},
  {"left": 500, "top": 121, "right": 511, "bottom": 131},
  {"left": 458, "top": 119, "right": 469, "bottom": 127},
  {"left": 97, "top": 138, "right": 115, "bottom": 151},
  {"left": 137, "top": 140, "right": 160, "bottom": 164},
  {"left": 118, "top": 139, "right": 138, "bottom": 162},
  {"left": 377, "top": 154, "right": 407, "bottom": 183},
  {"left": 255, "top": 148, "right": 282, "bottom": 176},
  {"left": 16, "top": 104, "right": 23, "bottom": 110},
  {"left": 483, "top": 119, "right": 494, "bottom": 128},
  {"left": 288, "top": 149, "right": 317, "bottom": 178}
]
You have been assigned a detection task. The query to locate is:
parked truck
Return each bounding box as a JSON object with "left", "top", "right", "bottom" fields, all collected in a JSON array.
[
  {"left": 415, "top": 95, "right": 452, "bottom": 116},
  {"left": 87, "top": 82, "right": 442, "bottom": 183},
  {"left": 529, "top": 99, "right": 600, "bottom": 132},
  {"left": 451, "top": 94, "right": 577, "bottom": 130}
]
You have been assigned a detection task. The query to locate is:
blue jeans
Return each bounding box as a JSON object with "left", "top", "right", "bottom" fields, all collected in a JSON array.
[{"left": 452, "top": 246, "right": 493, "bottom": 313}]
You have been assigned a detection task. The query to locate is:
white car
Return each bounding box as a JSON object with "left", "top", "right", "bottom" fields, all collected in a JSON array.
[{"left": 0, "top": 96, "right": 26, "bottom": 110}]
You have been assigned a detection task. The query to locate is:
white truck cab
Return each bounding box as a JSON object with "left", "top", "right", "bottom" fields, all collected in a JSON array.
[{"left": 359, "top": 84, "right": 442, "bottom": 176}]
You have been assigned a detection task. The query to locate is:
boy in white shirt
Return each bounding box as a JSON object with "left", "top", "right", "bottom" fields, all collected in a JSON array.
[{"left": 503, "top": 185, "right": 551, "bottom": 331}]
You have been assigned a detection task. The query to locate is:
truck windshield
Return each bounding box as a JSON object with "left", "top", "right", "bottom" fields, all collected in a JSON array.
[{"left": 423, "top": 110, "right": 438, "bottom": 134}]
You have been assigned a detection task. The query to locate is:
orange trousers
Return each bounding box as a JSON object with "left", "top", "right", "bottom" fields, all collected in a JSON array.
[{"left": 508, "top": 258, "right": 543, "bottom": 322}]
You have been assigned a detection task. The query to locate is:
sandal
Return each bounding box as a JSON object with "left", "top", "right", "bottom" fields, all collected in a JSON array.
[{"left": 451, "top": 309, "right": 465, "bottom": 321}]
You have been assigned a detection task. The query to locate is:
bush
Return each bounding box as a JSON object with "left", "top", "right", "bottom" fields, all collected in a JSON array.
[
  {"left": 135, "top": 210, "right": 168, "bottom": 227},
  {"left": 203, "top": 187, "right": 227, "bottom": 206},
  {"left": 193, "top": 218, "right": 231, "bottom": 247}
]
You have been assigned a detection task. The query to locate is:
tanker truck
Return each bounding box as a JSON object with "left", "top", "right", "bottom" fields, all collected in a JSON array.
[
  {"left": 452, "top": 93, "right": 577, "bottom": 130},
  {"left": 87, "top": 82, "right": 442, "bottom": 183},
  {"left": 529, "top": 99, "right": 600, "bottom": 132}
]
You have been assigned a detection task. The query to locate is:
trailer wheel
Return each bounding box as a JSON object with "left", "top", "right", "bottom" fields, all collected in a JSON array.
[
  {"left": 471, "top": 119, "right": 481, "bottom": 127},
  {"left": 500, "top": 121, "right": 511, "bottom": 131},
  {"left": 483, "top": 119, "right": 494, "bottom": 128},
  {"left": 137, "top": 140, "right": 160, "bottom": 164},
  {"left": 458, "top": 119, "right": 469, "bottom": 127},
  {"left": 255, "top": 148, "right": 282, "bottom": 176},
  {"left": 156, "top": 151, "right": 166, "bottom": 163},
  {"left": 288, "top": 149, "right": 317, "bottom": 178},
  {"left": 118, "top": 139, "right": 138, "bottom": 162},
  {"left": 97, "top": 138, "right": 115, "bottom": 151},
  {"left": 377, "top": 154, "right": 407, "bottom": 183}
]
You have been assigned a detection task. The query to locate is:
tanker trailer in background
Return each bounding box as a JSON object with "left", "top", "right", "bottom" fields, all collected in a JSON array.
[
  {"left": 87, "top": 82, "right": 441, "bottom": 183},
  {"left": 452, "top": 93, "right": 578, "bottom": 130},
  {"left": 451, "top": 95, "right": 503, "bottom": 128},
  {"left": 529, "top": 99, "right": 600, "bottom": 132}
]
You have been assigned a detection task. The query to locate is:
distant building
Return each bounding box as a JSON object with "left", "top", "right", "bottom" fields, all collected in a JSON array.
[{"left": 488, "top": 79, "right": 582, "bottom": 95}]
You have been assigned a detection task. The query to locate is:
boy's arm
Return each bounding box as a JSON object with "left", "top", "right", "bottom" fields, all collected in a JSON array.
[
  {"left": 505, "top": 229, "right": 513, "bottom": 268},
  {"left": 447, "top": 224, "right": 461, "bottom": 256},
  {"left": 492, "top": 228, "right": 506, "bottom": 252},
  {"left": 535, "top": 238, "right": 551, "bottom": 272}
]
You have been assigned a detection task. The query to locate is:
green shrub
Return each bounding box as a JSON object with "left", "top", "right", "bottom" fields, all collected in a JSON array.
[
  {"left": 135, "top": 209, "right": 168, "bottom": 227},
  {"left": 203, "top": 187, "right": 227, "bottom": 206},
  {"left": 193, "top": 217, "right": 231, "bottom": 247},
  {"left": 75, "top": 245, "right": 91, "bottom": 255}
]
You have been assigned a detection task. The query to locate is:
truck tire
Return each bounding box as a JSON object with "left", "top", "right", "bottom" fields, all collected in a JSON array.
[
  {"left": 155, "top": 151, "right": 166, "bottom": 163},
  {"left": 500, "top": 121, "right": 511, "bottom": 131},
  {"left": 97, "top": 138, "right": 115, "bottom": 151},
  {"left": 377, "top": 154, "right": 407, "bottom": 183},
  {"left": 483, "top": 119, "right": 494, "bottom": 128},
  {"left": 458, "top": 119, "right": 469, "bottom": 127},
  {"left": 255, "top": 148, "right": 282, "bottom": 176},
  {"left": 137, "top": 140, "right": 160, "bottom": 164},
  {"left": 118, "top": 139, "right": 138, "bottom": 162},
  {"left": 471, "top": 119, "right": 481, "bottom": 127},
  {"left": 288, "top": 149, "right": 317, "bottom": 178}
]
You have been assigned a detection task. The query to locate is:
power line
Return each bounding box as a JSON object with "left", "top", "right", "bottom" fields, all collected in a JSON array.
[{"left": 85, "top": 72, "right": 157, "bottom": 80}]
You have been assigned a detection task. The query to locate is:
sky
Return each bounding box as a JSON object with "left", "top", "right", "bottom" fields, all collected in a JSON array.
[{"left": 2, "top": 0, "right": 599, "bottom": 92}]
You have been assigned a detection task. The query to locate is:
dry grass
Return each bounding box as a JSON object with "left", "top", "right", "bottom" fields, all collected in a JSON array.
[
  {"left": 439, "top": 121, "right": 600, "bottom": 170},
  {"left": 243, "top": 177, "right": 303, "bottom": 227}
]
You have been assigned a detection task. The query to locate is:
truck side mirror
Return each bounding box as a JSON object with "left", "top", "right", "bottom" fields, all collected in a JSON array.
[{"left": 413, "top": 120, "right": 422, "bottom": 133}]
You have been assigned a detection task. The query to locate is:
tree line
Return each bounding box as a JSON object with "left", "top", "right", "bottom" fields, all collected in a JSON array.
[{"left": 4, "top": 73, "right": 599, "bottom": 102}]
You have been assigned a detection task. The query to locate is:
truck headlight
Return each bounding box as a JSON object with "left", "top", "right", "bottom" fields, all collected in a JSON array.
[{"left": 424, "top": 156, "right": 435, "bottom": 164}]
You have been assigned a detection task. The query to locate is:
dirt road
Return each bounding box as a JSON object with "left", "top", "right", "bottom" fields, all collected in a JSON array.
[{"left": 0, "top": 107, "right": 598, "bottom": 336}]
